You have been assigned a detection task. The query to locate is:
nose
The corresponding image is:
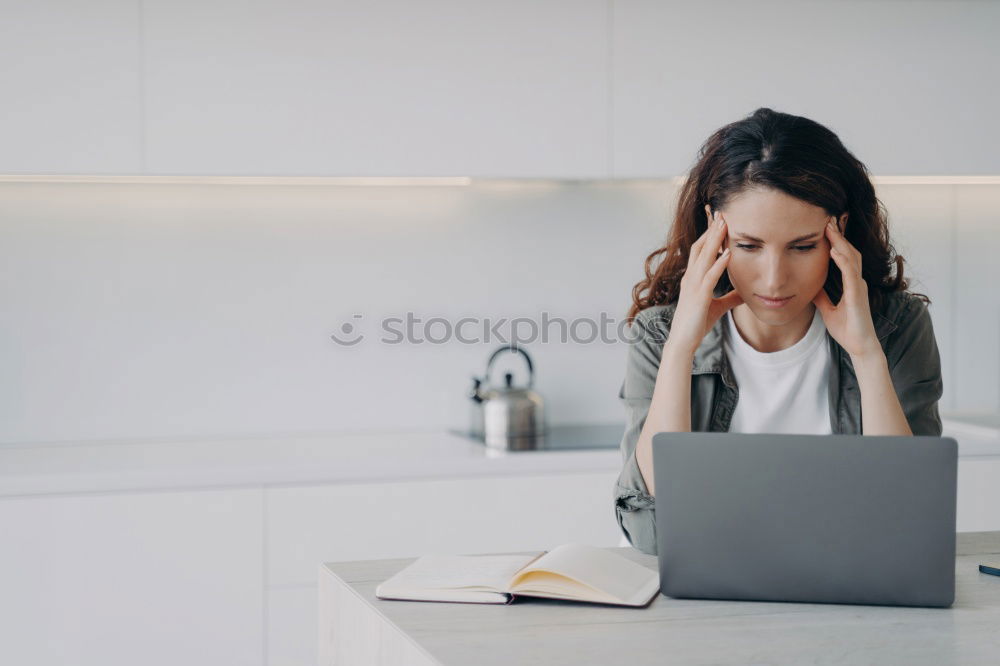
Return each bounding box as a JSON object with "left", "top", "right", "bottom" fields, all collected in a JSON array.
[{"left": 761, "top": 251, "right": 790, "bottom": 293}]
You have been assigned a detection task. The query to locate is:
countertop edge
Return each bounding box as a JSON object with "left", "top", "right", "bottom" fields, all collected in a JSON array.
[{"left": 2, "top": 417, "right": 999, "bottom": 499}]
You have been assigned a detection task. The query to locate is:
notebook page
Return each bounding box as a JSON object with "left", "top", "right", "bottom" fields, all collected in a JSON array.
[
  {"left": 512, "top": 543, "right": 657, "bottom": 603},
  {"left": 383, "top": 552, "right": 543, "bottom": 592}
]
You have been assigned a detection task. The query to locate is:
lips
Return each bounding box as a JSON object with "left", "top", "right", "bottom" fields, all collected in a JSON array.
[{"left": 756, "top": 294, "right": 793, "bottom": 306}]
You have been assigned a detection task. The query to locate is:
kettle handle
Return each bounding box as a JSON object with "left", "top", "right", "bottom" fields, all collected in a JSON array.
[{"left": 484, "top": 344, "right": 534, "bottom": 389}]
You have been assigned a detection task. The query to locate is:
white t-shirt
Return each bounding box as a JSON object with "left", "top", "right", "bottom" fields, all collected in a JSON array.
[{"left": 723, "top": 307, "right": 834, "bottom": 434}]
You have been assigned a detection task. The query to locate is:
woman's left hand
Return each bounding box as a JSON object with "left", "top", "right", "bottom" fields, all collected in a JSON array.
[{"left": 812, "top": 216, "right": 883, "bottom": 360}]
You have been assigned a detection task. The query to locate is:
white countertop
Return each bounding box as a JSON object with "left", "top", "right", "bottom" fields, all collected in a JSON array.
[
  {"left": 1, "top": 414, "right": 998, "bottom": 498},
  {"left": 0, "top": 428, "right": 622, "bottom": 498}
]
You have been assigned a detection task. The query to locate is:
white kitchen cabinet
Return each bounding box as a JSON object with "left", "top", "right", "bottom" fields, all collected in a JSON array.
[
  {"left": 610, "top": 0, "right": 1000, "bottom": 177},
  {"left": 264, "top": 471, "right": 621, "bottom": 666},
  {"left": 0, "top": 488, "right": 263, "bottom": 666},
  {"left": 265, "top": 471, "right": 623, "bottom": 587},
  {"left": 0, "top": 428, "right": 993, "bottom": 666},
  {"left": 268, "top": 586, "right": 317, "bottom": 666},
  {"left": 141, "top": 0, "right": 609, "bottom": 178},
  {"left": 5, "top": 1, "right": 998, "bottom": 178},
  {"left": 0, "top": 0, "right": 143, "bottom": 174},
  {"left": 957, "top": 458, "right": 1000, "bottom": 533}
]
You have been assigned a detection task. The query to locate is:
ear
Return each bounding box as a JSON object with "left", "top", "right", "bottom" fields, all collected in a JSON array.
[
  {"left": 838, "top": 213, "right": 848, "bottom": 234},
  {"left": 704, "top": 204, "right": 714, "bottom": 221}
]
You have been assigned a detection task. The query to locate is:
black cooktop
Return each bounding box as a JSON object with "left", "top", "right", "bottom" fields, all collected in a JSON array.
[{"left": 449, "top": 423, "right": 624, "bottom": 451}]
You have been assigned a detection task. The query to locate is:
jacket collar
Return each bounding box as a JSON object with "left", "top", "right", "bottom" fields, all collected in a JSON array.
[{"left": 691, "top": 304, "right": 899, "bottom": 385}]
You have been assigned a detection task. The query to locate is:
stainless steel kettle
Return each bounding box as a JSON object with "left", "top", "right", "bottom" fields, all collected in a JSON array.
[{"left": 468, "top": 345, "right": 546, "bottom": 451}]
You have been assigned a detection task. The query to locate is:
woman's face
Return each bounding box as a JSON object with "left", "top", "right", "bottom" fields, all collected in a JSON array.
[{"left": 710, "top": 187, "right": 841, "bottom": 326}]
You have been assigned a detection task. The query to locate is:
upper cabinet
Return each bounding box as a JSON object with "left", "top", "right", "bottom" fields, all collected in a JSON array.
[
  {"left": 0, "top": 0, "right": 144, "bottom": 174},
  {"left": 2, "top": 1, "right": 998, "bottom": 178},
  {"left": 141, "top": 0, "right": 609, "bottom": 178},
  {"left": 610, "top": 0, "right": 1000, "bottom": 177}
]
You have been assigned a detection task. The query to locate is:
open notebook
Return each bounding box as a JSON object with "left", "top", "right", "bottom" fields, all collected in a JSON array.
[{"left": 375, "top": 543, "right": 660, "bottom": 607}]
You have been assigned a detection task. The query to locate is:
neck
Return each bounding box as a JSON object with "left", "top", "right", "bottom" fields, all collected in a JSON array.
[{"left": 730, "top": 302, "right": 816, "bottom": 353}]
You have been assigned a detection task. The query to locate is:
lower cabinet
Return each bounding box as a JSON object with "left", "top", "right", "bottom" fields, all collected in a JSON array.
[
  {"left": 265, "top": 471, "right": 623, "bottom": 666},
  {"left": 0, "top": 488, "right": 264, "bottom": 666},
  {"left": 267, "top": 586, "right": 316, "bottom": 666},
  {"left": 957, "top": 457, "right": 1000, "bottom": 532},
  {"left": 266, "top": 472, "right": 623, "bottom": 586},
  {"left": 4, "top": 460, "right": 992, "bottom": 666}
]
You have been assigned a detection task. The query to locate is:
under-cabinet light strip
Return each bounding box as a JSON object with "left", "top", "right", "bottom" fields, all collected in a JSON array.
[
  {"left": 0, "top": 175, "right": 998, "bottom": 185},
  {"left": 0, "top": 175, "right": 475, "bottom": 186}
]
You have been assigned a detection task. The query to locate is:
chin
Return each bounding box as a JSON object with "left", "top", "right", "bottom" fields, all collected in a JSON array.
[{"left": 746, "top": 298, "right": 804, "bottom": 324}]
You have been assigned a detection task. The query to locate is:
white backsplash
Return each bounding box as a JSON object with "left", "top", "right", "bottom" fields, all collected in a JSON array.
[{"left": 0, "top": 180, "right": 992, "bottom": 443}]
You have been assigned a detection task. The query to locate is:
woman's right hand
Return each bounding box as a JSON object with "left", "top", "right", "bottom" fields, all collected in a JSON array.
[{"left": 666, "top": 209, "right": 745, "bottom": 357}]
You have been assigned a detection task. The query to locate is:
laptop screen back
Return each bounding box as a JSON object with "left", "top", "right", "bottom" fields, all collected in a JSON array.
[{"left": 652, "top": 432, "right": 957, "bottom": 607}]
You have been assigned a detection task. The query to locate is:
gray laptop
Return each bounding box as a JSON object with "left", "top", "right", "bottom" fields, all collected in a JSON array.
[{"left": 652, "top": 432, "right": 957, "bottom": 608}]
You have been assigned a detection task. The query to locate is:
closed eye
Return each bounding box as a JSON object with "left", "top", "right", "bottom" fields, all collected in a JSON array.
[{"left": 735, "top": 244, "right": 817, "bottom": 252}]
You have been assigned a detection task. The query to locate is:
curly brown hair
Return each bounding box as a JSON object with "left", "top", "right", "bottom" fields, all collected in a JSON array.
[{"left": 626, "top": 107, "right": 929, "bottom": 325}]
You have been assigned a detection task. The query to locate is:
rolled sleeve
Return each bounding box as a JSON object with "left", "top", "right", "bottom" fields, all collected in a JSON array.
[
  {"left": 613, "top": 309, "right": 668, "bottom": 555},
  {"left": 615, "top": 391, "right": 657, "bottom": 555},
  {"left": 887, "top": 296, "right": 944, "bottom": 437}
]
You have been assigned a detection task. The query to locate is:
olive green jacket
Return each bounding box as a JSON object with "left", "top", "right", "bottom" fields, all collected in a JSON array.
[{"left": 614, "top": 290, "right": 944, "bottom": 555}]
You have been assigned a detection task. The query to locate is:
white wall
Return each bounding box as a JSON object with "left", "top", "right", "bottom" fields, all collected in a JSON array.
[{"left": 1, "top": 179, "right": 990, "bottom": 444}]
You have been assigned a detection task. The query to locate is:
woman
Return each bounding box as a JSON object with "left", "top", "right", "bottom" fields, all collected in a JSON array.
[{"left": 615, "top": 107, "right": 944, "bottom": 555}]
